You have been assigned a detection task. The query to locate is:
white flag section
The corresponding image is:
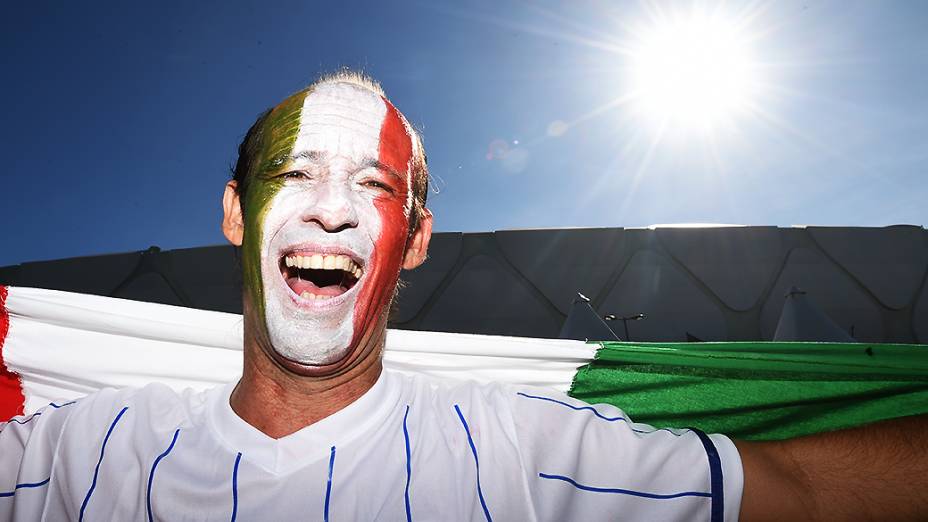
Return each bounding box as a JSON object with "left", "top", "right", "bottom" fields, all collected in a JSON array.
[{"left": 1, "top": 286, "right": 596, "bottom": 414}]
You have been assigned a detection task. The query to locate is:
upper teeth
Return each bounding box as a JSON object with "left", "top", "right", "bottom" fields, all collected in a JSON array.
[{"left": 285, "top": 254, "right": 362, "bottom": 277}]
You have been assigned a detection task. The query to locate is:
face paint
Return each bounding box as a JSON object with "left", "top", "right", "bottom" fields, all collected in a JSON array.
[{"left": 241, "top": 82, "right": 413, "bottom": 369}]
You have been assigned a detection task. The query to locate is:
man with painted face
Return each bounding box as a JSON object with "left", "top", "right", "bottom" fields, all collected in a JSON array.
[
  {"left": 2, "top": 71, "right": 927, "bottom": 521},
  {"left": 220, "top": 72, "right": 434, "bottom": 441}
]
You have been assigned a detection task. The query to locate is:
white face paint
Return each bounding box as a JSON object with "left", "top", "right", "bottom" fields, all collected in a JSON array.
[{"left": 259, "top": 83, "right": 393, "bottom": 366}]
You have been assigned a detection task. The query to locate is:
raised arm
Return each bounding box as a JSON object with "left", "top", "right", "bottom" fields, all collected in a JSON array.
[{"left": 736, "top": 414, "right": 928, "bottom": 521}]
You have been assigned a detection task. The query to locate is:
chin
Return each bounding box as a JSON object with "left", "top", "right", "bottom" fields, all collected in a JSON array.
[
  {"left": 262, "top": 285, "right": 362, "bottom": 368},
  {"left": 270, "top": 344, "right": 356, "bottom": 377},
  {"left": 272, "top": 333, "right": 353, "bottom": 367}
]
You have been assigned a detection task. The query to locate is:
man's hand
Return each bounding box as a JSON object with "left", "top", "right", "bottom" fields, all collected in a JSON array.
[{"left": 736, "top": 415, "right": 928, "bottom": 521}]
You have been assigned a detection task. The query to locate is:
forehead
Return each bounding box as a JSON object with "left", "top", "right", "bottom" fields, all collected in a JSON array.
[
  {"left": 293, "top": 82, "right": 387, "bottom": 160},
  {"left": 258, "top": 81, "right": 415, "bottom": 172}
]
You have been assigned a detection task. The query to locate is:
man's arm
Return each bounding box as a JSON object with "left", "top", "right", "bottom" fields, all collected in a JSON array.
[{"left": 736, "top": 414, "right": 928, "bottom": 521}]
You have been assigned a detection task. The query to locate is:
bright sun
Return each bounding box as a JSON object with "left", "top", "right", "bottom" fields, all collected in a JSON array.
[{"left": 629, "top": 10, "right": 759, "bottom": 131}]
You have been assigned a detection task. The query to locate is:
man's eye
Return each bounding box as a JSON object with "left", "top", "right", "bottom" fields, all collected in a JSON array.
[
  {"left": 362, "top": 180, "right": 395, "bottom": 194},
  {"left": 282, "top": 171, "right": 309, "bottom": 180}
]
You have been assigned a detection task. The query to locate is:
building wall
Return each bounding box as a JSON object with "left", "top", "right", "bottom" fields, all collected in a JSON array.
[{"left": 2, "top": 226, "right": 926, "bottom": 342}]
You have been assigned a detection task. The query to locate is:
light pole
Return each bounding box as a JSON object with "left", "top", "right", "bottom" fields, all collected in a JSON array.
[{"left": 604, "top": 313, "right": 646, "bottom": 341}]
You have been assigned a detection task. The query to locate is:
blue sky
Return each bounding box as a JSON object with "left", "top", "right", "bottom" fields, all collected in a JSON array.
[{"left": 2, "top": 1, "right": 926, "bottom": 266}]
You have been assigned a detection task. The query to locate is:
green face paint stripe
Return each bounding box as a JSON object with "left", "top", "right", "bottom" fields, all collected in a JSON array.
[
  {"left": 241, "top": 88, "right": 312, "bottom": 324},
  {"left": 254, "top": 92, "right": 310, "bottom": 177}
]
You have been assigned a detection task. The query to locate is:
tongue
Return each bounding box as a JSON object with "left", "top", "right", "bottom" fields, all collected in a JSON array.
[{"left": 287, "top": 277, "right": 346, "bottom": 297}]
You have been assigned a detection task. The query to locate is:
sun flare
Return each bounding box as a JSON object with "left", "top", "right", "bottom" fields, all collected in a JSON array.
[{"left": 629, "top": 10, "right": 759, "bottom": 131}]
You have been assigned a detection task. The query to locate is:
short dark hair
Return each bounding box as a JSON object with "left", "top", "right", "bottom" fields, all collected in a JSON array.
[{"left": 230, "top": 71, "right": 430, "bottom": 236}]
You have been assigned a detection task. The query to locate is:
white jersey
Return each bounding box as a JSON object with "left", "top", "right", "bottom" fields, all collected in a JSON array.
[{"left": 0, "top": 369, "right": 743, "bottom": 521}]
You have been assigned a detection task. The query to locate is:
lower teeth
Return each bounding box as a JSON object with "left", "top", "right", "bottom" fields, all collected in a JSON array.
[{"left": 299, "top": 291, "right": 332, "bottom": 301}]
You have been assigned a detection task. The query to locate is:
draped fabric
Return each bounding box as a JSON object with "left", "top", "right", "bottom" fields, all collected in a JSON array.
[
  {"left": 571, "top": 341, "right": 928, "bottom": 440},
  {"left": 0, "top": 286, "right": 593, "bottom": 418},
  {"left": 2, "top": 286, "right": 926, "bottom": 440},
  {"left": 0, "top": 286, "right": 25, "bottom": 418}
]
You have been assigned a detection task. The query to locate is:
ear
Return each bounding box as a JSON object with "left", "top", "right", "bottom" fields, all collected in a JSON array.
[
  {"left": 402, "top": 208, "right": 433, "bottom": 269},
  {"left": 222, "top": 181, "right": 244, "bottom": 246}
]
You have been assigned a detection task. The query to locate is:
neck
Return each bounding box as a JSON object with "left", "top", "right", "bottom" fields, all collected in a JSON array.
[{"left": 230, "top": 323, "right": 385, "bottom": 439}]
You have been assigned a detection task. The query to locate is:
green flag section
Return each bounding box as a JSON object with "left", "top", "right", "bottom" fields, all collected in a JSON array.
[{"left": 568, "top": 341, "right": 928, "bottom": 441}]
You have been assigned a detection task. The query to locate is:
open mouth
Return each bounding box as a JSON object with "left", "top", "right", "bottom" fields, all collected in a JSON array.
[{"left": 280, "top": 252, "right": 363, "bottom": 301}]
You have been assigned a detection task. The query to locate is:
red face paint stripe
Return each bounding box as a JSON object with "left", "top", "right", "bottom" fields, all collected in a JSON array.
[
  {"left": 348, "top": 99, "right": 415, "bottom": 349},
  {"left": 0, "top": 286, "right": 26, "bottom": 421},
  {"left": 378, "top": 98, "right": 414, "bottom": 179}
]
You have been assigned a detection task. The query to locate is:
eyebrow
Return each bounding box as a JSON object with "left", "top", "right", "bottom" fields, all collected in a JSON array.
[
  {"left": 267, "top": 151, "right": 402, "bottom": 181},
  {"left": 361, "top": 158, "right": 403, "bottom": 182},
  {"left": 278, "top": 150, "right": 325, "bottom": 165},
  {"left": 263, "top": 149, "right": 323, "bottom": 171}
]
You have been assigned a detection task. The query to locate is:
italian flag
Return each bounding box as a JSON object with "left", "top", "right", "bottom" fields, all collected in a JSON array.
[{"left": 2, "top": 286, "right": 926, "bottom": 440}]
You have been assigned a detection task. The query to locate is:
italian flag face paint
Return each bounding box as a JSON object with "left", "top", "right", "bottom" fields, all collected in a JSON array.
[{"left": 241, "top": 82, "right": 413, "bottom": 369}]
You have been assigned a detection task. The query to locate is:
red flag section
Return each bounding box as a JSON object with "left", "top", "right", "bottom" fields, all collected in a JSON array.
[{"left": 0, "top": 285, "right": 26, "bottom": 420}]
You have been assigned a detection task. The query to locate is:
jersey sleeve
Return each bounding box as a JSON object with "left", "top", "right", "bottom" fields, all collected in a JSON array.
[
  {"left": 507, "top": 387, "right": 743, "bottom": 522},
  {"left": 0, "top": 399, "right": 79, "bottom": 519}
]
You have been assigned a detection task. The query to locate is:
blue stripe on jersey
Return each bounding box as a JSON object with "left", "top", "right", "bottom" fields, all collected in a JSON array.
[
  {"left": 231, "top": 452, "right": 242, "bottom": 522},
  {"left": 324, "top": 446, "right": 336, "bottom": 522},
  {"left": 403, "top": 405, "right": 413, "bottom": 522},
  {"left": 0, "top": 478, "right": 50, "bottom": 498},
  {"left": 515, "top": 392, "right": 683, "bottom": 435},
  {"left": 2, "top": 400, "right": 77, "bottom": 428},
  {"left": 538, "top": 473, "right": 712, "bottom": 499},
  {"left": 147, "top": 428, "right": 180, "bottom": 522},
  {"left": 79, "top": 406, "right": 129, "bottom": 522},
  {"left": 691, "top": 428, "right": 724, "bottom": 522},
  {"left": 454, "top": 404, "right": 493, "bottom": 522},
  {"left": 517, "top": 392, "right": 626, "bottom": 421},
  {"left": 4, "top": 413, "right": 43, "bottom": 426}
]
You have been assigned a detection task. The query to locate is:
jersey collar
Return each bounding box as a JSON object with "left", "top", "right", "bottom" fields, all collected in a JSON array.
[{"left": 207, "top": 369, "right": 400, "bottom": 474}]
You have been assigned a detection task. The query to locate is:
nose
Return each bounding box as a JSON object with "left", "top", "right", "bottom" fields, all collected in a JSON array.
[{"left": 301, "top": 181, "right": 358, "bottom": 232}]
